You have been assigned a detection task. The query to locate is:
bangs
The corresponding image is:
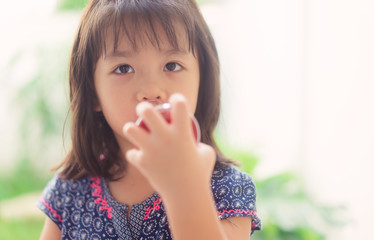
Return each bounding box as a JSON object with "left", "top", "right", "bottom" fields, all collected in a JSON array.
[{"left": 91, "top": 0, "right": 196, "bottom": 58}]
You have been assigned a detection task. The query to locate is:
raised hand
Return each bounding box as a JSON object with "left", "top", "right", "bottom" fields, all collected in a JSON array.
[{"left": 123, "top": 93, "right": 216, "bottom": 198}]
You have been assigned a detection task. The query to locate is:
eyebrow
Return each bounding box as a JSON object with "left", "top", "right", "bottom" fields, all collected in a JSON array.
[{"left": 104, "top": 48, "right": 189, "bottom": 60}]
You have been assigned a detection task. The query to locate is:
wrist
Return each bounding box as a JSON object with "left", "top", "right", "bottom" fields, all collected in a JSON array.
[
  {"left": 160, "top": 181, "right": 227, "bottom": 240},
  {"left": 161, "top": 181, "right": 213, "bottom": 208},
  {"left": 158, "top": 176, "right": 211, "bottom": 202}
]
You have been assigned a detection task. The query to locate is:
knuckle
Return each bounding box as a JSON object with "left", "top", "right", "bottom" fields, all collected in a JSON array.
[
  {"left": 142, "top": 106, "right": 154, "bottom": 115},
  {"left": 175, "top": 100, "right": 188, "bottom": 111}
]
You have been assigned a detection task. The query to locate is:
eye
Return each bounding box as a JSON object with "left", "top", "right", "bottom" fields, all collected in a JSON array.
[
  {"left": 114, "top": 64, "right": 134, "bottom": 74},
  {"left": 164, "top": 62, "right": 182, "bottom": 72}
]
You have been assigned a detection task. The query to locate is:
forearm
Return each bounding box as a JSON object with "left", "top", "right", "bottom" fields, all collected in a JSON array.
[{"left": 162, "top": 184, "right": 228, "bottom": 240}]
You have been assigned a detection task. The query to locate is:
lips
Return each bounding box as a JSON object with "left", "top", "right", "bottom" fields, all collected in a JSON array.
[{"left": 135, "top": 103, "right": 201, "bottom": 142}]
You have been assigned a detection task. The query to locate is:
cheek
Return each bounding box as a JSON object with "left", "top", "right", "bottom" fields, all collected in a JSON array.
[
  {"left": 192, "top": 70, "right": 200, "bottom": 112},
  {"left": 101, "top": 105, "right": 137, "bottom": 138},
  {"left": 97, "top": 92, "right": 136, "bottom": 128},
  {"left": 185, "top": 78, "right": 200, "bottom": 114}
]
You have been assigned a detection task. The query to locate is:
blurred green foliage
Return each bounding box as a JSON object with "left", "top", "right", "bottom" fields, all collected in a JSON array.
[
  {"left": 216, "top": 138, "right": 346, "bottom": 239},
  {"left": 8, "top": 45, "right": 70, "bottom": 176},
  {"left": 0, "top": 161, "right": 47, "bottom": 239},
  {"left": 0, "top": 159, "right": 51, "bottom": 201},
  {"left": 0, "top": 44, "right": 69, "bottom": 239},
  {"left": 57, "top": 0, "right": 89, "bottom": 11},
  {"left": 0, "top": 218, "right": 44, "bottom": 240}
]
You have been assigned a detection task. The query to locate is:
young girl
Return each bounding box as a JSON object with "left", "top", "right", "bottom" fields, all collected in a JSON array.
[{"left": 37, "top": 0, "right": 261, "bottom": 239}]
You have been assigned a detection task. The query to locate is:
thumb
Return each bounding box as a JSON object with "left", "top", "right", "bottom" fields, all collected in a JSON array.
[
  {"left": 197, "top": 143, "right": 216, "bottom": 171},
  {"left": 126, "top": 149, "right": 143, "bottom": 169}
]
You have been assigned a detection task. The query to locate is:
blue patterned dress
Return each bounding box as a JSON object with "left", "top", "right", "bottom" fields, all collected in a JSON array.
[{"left": 37, "top": 165, "right": 261, "bottom": 239}]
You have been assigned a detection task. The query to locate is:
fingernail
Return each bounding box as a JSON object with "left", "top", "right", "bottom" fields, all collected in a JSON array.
[
  {"left": 169, "top": 93, "right": 185, "bottom": 102},
  {"left": 123, "top": 122, "right": 133, "bottom": 133},
  {"left": 136, "top": 101, "right": 153, "bottom": 116}
]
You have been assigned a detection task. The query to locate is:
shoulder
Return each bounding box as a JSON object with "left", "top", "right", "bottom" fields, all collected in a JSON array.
[
  {"left": 37, "top": 174, "right": 93, "bottom": 228},
  {"left": 211, "top": 165, "right": 256, "bottom": 201},
  {"left": 41, "top": 174, "right": 92, "bottom": 201},
  {"left": 211, "top": 165, "right": 262, "bottom": 232},
  {"left": 212, "top": 164, "right": 254, "bottom": 182}
]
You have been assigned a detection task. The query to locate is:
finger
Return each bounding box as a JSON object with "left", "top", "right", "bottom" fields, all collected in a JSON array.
[
  {"left": 169, "top": 93, "right": 191, "bottom": 134},
  {"left": 123, "top": 122, "right": 151, "bottom": 149},
  {"left": 136, "top": 102, "right": 168, "bottom": 135}
]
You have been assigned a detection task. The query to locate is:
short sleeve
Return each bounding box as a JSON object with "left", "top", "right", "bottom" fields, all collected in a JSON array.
[
  {"left": 36, "top": 175, "right": 65, "bottom": 230},
  {"left": 211, "top": 166, "right": 262, "bottom": 234}
]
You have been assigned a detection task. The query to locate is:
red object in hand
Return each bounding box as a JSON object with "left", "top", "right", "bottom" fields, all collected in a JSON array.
[{"left": 135, "top": 103, "right": 201, "bottom": 142}]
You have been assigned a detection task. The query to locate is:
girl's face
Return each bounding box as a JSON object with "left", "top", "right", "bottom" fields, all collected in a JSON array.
[{"left": 94, "top": 25, "right": 200, "bottom": 149}]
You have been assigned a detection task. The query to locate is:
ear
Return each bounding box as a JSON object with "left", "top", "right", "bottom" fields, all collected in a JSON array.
[
  {"left": 93, "top": 97, "right": 102, "bottom": 112},
  {"left": 94, "top": 105, "right": 102, "bottom": 112}
]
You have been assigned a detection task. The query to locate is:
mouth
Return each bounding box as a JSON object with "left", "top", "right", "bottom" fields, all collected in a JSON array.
[
  {"left": 135, "top": 103, "right": 172, "bottom": 128},
  {"left": 135, "top": 103, "right": 201, "bottom": 142}
]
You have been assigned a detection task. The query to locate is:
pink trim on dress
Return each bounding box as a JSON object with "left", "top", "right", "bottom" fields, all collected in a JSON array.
[
  {"left": 217, "top": 209, "right": 258, "bottom": 216},
  {"left": 144, "top": 197, "right": 162, "bottom": 220},
  {"left": 91, "top": 177, "right": 113, "bottom": 219},
  {"left": 40, "top": 197, "right": 63, "bottom": 222},
  {"left": 217, "top": 209, "right": 259, "bottom": 229}
]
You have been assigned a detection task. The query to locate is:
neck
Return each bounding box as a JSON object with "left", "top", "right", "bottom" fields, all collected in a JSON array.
[{"left": 107, "top": 147, "right": 155, "bottom": 206}]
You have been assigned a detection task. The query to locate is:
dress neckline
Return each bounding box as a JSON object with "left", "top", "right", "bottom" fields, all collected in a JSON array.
[{"left": 100, "top": 177, "right": 160, "bottom": 211}]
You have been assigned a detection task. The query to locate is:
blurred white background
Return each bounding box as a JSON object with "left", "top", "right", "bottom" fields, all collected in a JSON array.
[
  {"left": 1, "top": 0, "right": 373, "bottom": 239},
  {"left": 211, "top": 0, "right": 374, "bottom": 239}
]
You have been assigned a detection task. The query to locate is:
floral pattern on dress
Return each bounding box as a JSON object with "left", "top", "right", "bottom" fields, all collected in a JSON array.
[{"left": 37, "top": 165, "right": 261, "bottom": 239}]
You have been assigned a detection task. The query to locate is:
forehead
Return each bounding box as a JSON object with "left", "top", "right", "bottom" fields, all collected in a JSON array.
[{"left": 101, "top": 14, "right": 193, "bottom": 58}]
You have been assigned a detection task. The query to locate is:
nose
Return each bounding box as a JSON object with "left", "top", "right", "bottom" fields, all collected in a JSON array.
[
  {"left": 143, "top": 95, "right": 162, "bottom": 105},
  {"left": 136, "top": 82, "right": 167, "bottom": 105}
]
